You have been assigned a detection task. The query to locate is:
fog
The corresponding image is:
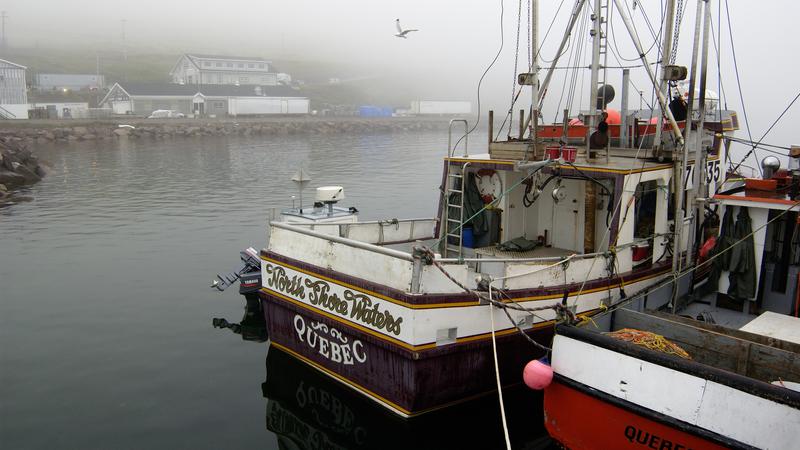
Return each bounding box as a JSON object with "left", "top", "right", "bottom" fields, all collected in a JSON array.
[{"left": 2, "top": 0, "right": 798, "bottom": 165}]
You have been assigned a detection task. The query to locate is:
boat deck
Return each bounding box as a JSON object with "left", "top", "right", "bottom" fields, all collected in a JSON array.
[{"left": 474, "top": 245, "right": 575, "bottom": 260}]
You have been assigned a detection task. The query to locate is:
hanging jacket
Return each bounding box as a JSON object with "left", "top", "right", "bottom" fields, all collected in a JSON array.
[
  {"left": 703, "top": 206, "right": 735, "bottom": 294},
  {"left": 727, "top": 207, "right": 757, "bottom": 300}
]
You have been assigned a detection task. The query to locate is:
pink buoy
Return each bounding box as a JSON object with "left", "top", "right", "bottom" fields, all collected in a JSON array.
[{"left": 523, "top": 359, "right": 553, "bottom": 390}]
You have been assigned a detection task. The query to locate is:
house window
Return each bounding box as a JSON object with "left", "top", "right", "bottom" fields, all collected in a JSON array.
[
  {"left": 217, "top": 74, "right": 223, "bottom": 83},
  {"left": 239, "top": 77, "right": 249, "bottom": 83},
  {"left": 237, "top": 63, "right": 244, "bottom": 68},
  {"left": 213, "top": 101, "right": 225, "bottom": 108},
  {"left": 203, "top": 61, "right": 210, "bottom": 67},
  {"left": 226, "top": 63, "right": 232, "bottom": 68},
  {"left": 247, "top": 63, "right": 255, "bottom": 68},
  {"left": 258, "top": 63, "right": 265, "bottom": 69},
  {"left": 216, "top": 62, "right": 222, "bottom": 67}
]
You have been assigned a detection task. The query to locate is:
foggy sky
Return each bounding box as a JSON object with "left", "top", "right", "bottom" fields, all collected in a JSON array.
[{"left": 3, "top": 0, "right": 799, "bottom": 167}]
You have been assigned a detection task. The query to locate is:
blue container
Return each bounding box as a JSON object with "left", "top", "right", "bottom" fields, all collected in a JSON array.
[{"left": 462, "top": 227, "right": 474, "bottom": 248}]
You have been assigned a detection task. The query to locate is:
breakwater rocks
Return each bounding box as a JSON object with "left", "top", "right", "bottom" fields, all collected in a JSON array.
[
  {"left": 0, "top": 117, "right": 457, "bottom": 145},
  {"left": 0, "top": 138, "right": 47, "bottom": 202}
]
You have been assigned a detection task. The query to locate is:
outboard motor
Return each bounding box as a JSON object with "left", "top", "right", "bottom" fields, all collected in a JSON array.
[{"left": 211, "top": 247, "right": 261, "bottom": 292}]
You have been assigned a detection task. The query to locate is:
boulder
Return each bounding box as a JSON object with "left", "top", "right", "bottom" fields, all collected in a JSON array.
[
  {"left": 113, "top": 128, "right": 131, "bottom": 137},
  {"left": 72, "top": 126, "right": 88, "bottom": 137}
]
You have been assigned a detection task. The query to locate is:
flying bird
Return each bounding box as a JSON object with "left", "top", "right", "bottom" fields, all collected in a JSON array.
[{"left": 395, "top": 19, "right": 418, "bottom": 39}]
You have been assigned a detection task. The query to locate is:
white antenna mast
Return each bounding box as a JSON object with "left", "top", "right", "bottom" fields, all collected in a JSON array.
[{"left": 290, "top": 168, "right": 312, "bottom": 213}]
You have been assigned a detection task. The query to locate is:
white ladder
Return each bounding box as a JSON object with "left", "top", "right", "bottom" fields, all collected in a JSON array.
[{"left": 442, "top": 162, "right": 470, "bottom": 258}]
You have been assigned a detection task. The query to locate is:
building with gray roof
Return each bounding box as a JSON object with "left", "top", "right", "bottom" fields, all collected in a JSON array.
[
  {"left": 100, "top": 82, "right": 308, "bottom": 117},
  {"left": 170, "top": 54, "right": 277, "bottom": 87}
]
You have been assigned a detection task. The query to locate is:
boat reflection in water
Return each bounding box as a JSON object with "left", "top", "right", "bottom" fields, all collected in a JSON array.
[
  {"left": 214, "top": 289, "right": 556, "bottom": 449},
  {"left": 213, "top": 293, "right": 269, "bottom": 343},
  {"left": 262, "top": 346, "right": 556, "bottom": 450}
]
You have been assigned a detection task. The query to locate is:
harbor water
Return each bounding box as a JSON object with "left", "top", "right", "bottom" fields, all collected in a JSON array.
[{"left": 0, "top": 132, "right": 555, "bottom": 449}]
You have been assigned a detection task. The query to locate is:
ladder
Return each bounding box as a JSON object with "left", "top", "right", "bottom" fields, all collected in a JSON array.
[
  {"left": 441, "top": 119, "right": 471, "bottom": 258},
  {"left": 442, "top": 162, "right": 470, "bottom": 258}
]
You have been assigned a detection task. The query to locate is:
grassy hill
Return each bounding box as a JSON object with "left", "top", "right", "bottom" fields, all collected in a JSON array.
[{"left": 1, "top": 47, "right": 424, "bottom": 108}]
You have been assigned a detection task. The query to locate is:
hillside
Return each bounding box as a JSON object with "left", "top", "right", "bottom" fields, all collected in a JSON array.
[{"left": 1, "top": 47, "right": 425, "bottom": 109}]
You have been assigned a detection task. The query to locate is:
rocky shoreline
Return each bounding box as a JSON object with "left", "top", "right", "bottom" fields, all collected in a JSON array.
[
  {"left": 0, "top": 117, "right": 459, "bottom": 145},
  {"left": 0, "top": 138, "right": 47, "bottom": 203}
]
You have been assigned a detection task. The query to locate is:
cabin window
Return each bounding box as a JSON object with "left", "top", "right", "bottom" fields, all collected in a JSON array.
[{"left": 634, "top": 180, "right": 658, "bottom": 240}]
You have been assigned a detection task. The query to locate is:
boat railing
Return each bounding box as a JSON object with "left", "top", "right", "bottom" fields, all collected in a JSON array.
[
  {"left": 273, "top": 218, "right": 437, "bottom": 246},
  {"left": 448, "top": 119, "right": 469, "bottom": 157},
  {"left": 267, "top": 221, "right": 654, "bottom": 293}
]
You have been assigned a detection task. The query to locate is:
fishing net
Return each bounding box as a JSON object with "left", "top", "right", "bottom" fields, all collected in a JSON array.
[{"left": 604, "top": 328, "right": 691, "bottom": 359}]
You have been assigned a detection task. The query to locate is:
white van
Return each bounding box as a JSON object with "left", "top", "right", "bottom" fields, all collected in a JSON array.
[{"left": 147, "top": 110, "right": 185, "bottom": 119}]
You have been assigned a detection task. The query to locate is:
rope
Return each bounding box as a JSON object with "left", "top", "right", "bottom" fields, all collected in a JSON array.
[
  {"left": 414, "top": 246, "right": 575, "bottom": 353},
  {"left": 605, "top": 328, "right": 691, "bottom": 358},
  {"left": 489, "top": 302, "right": 512, "bottom": 450},
  {"left": 729, "top": 90, "right": 800, "bottom": 175}
]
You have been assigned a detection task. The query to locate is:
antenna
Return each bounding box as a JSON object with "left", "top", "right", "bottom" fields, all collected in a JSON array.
[
  {"left": 1, "top": 11, "right": 8, "bottom": 51},
  {"left": 290, "top": 168, "right": 312, "bottom": 212}
]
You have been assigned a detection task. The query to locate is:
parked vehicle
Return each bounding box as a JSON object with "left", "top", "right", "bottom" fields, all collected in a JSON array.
[{"left": 147, "top": 109, "right": 185, "bottom": 119}]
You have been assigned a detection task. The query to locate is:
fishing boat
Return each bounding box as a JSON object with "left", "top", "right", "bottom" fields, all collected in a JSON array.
[
  {"left": 214, "top": 0, "right": 746, "bottom": 419},
  {"left": 544, "top": 154, "right": 800, "bottom": 449},
  {"left": 540, "top": 0, "right": 800, "bottom": 447}
]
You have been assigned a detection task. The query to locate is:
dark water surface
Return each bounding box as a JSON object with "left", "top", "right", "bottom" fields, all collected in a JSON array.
[{"left": 1, "top": 132, "right": 552, "bottom": 449}]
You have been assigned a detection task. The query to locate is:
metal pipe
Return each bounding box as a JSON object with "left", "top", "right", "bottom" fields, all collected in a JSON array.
[
  {"left": 488, "top": 110, "right": 494, "bottom": 145},
  {"left": 677, "top": 0, "right": 705, "bottom": 274},
  {"left": 687, "top": 0, "right": 713, "bottom": 267},
  {"left": 670, "top": 0, "right": 705, "bottom": 311},
  {"left": 621, "top": 68, "right": 630, "bottom": 147},
  {"left": 269, "top": 221, "right": 415, "bottom": 261},
  {"left": 519, "top": 109, "right": 525, "bottom": 138},
  {"left": 653, "top": 0, "right": 677, "bottom": 156},
  {"left": 586, "top": 0, "right": 603, "bottom": 157},
  {"left": 531, "top": 0, "right": 540, "bottom": 142}
]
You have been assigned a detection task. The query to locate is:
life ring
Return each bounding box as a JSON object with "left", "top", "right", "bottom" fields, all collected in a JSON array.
[{"left": 475, "top": 169, "right": 503, "bottom": 203}]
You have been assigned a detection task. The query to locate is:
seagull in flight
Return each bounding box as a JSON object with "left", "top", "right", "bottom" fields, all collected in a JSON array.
[{"left": 395, "top": 19, "right": 418, "bottom": 39}]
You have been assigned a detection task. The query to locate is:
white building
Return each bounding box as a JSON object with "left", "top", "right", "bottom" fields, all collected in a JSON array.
[
  {"left": 0, "top": 58, "right": 28, "bottom": 119},
  {"left": 100, "top": 82, "right": 308, "bottom": 117},
  {"left": 34, "top": 73, "right": 105, "bottom": 92},
  {"left": 169, "top": 54, "right": 277, "bottom": 87}
]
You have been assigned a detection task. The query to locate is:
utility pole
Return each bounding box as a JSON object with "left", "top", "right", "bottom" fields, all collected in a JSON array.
[
  {"left": 1, "top": 11, "right": 8, "bottom": 51},
  {"left": 121, "top": 19, "right": 127, "bottom": 82}
]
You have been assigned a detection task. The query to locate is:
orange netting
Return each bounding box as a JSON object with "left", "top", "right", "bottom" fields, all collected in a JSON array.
[{"left": 604, "top": 328, "right": 691, "bottom": 359}]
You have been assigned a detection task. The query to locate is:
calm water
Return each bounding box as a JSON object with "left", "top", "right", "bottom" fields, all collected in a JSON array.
[{"left": 1, "top": 131, "right": 553, "bottom": 449}]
